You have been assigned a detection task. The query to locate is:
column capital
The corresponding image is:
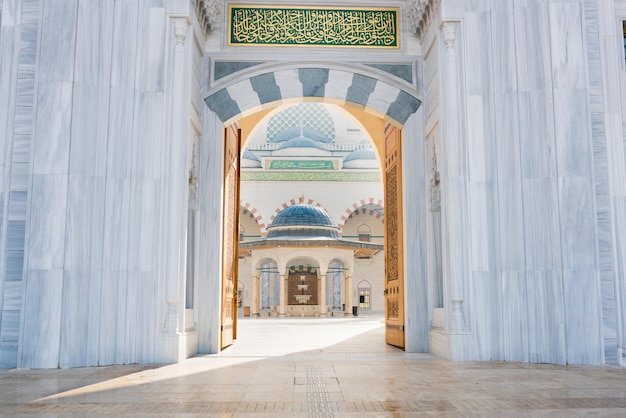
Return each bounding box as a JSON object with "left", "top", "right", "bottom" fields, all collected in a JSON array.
[
  {"left": 173, "top": 17, "right": 189, "bottom": 49},
  {"left": 441, "top": 21, "right": 458, "bottom": 49}
]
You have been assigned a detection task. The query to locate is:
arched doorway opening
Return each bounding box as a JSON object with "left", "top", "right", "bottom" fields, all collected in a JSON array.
[{"left": 199, "top": 62, "right": 426, "bottom": 354}]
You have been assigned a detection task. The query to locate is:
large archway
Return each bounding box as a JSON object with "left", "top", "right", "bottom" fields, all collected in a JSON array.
[{"left": 198, "top": 61, "right": 429, "bottom": 354}]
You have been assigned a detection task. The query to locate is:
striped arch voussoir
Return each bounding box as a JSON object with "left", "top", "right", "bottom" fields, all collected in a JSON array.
[{"left": 205, "top": 66, "right": 420, "bottom": 126}]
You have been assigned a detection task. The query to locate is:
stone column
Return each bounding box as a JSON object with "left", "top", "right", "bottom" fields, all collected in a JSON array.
[
  {"left": 319, "top": 269, "right": 327, "bottom": 317},
  {"left": 345, "top": 275, "right": 353, "bottom": 316},
  {"left": 252, "top": 274, "right": 260, "bottom": 317},
  {"left": 164, "top": 17, "right": 190, "bottom": 333},
  {"left": 441, "top": 20, "right": 468, "bottom": 332},
  {"left": 279, "top": 273, "right": 286, "bottom": 317}
]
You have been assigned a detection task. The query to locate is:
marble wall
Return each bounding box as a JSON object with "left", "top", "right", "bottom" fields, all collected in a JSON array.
[
  {"left": 0, "top": 0, "right": 40, "bottom": 368},
  {"left": 422, "top": 0, "right": 626, "bottom": 365},
  {"left": 2, "top": 0, "right": 624, "bottom": 369},
  {"left": 0, "top": 0, "right": 204, "bottom": 369}
]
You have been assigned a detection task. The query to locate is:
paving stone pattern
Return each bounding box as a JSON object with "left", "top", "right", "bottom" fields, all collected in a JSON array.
[{"left": 1, "top": 317, "right": 626, "bottom": 417}]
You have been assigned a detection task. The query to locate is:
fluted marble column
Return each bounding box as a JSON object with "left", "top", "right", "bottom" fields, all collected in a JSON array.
[
  {"left": 345, "top": 275, "right": 353, "bottom": 316},
  {"left": 164, "top": 17, "right": 190, "bottom": 333},
  {"left": 319, "top": 270, "right": 327, "bottom": 317},
  {"left": 440, "top": 20, "right": 469, "bottom": 332},
  {"left": 279, "top": 273, "right": 286, "bottom": 317},
  {"left": 252, "top": 274, "right": 260, "bottom": 317}
]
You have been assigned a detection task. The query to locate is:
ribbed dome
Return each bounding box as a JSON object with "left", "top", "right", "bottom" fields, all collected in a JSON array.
[
  {"left": 266, "top": 203, "right": 339, "bottom": 239},
  {"left": 343, "top": 148, "right": 376, "bottom": 162},
  {"left": 277, "top": 136, "right": 325, "bottom": 150}
]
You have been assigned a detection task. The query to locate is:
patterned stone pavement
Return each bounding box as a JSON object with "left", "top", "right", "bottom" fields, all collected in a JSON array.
[{"left": 1, "top": 316, "right": 626, "bottom": 417}]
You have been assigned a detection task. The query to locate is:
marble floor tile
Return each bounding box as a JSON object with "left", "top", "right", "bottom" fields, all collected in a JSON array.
[{"left": 1, "top": 315, "right": 626, "bottom": 417}]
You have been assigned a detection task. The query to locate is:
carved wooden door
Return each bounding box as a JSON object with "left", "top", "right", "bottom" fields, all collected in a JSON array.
[
  {"left": 221, "top": 125, "right": 241, "bottom": 349},
  {"left": 384, "top": 124, "right": 405, "bottom": 348}
]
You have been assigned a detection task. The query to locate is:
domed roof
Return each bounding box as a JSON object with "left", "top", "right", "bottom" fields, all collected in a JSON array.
[
  {"left": 343, "top": 148, "right": 376, "bottom": 162},
  {"left": 242, "top": 150, "right": 260, "bottom": 161},
  {"left": 277, "top": 136, "right": 325, "bottom": 150},
  {"left": 266, "top": 203, "right": 339, "bottom": 239}
]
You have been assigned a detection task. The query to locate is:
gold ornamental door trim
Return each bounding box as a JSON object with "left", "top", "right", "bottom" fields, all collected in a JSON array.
[{"left": 228, "top": 5, "right": 399, "bottom": 48}]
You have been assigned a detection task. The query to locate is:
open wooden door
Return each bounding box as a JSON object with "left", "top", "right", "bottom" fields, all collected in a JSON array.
[
  {"left": 221, "top": 125, "right": 241, "bottom": 349},
  {"left": 384, "top": 124, "right": 405, "bottom": 348}
]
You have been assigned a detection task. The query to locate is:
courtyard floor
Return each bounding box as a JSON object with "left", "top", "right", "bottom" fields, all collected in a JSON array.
[{"left": 1, "top": 315, "right": 626, "bottom": 417}]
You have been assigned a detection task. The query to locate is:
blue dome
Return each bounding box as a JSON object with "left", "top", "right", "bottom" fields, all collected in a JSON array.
[
  {"left": 277, "top": 136, "right": 325, "bottom": 150},
  {"left": 242, "top": 150, "right": 260, "bottom": 161},
  {"left": 344, "top": 148, "right": 377, "bottom": 162},
  {"left": 267, "top": 203, "right": 339, "bottom": 239},
  {"left": 272, "top": 126, "right": 331, "bottom": 143}
]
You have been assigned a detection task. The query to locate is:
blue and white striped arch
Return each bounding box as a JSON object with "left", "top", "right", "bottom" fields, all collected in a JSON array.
[{"left": 204, "top": 65, "right": 421, "bottom": 126}]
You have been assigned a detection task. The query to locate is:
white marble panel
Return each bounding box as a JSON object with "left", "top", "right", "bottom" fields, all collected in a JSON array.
[
  {"left": 558, "top": 177, "right": 596, "bottom": 270},
  {"left": 98, "top": 271, "right": 120, "bottom": 366},
  {"left": 527, "top": 270, "right": 567, "bottom": 364},
  {"left": 501, "top": 271, "right": 530, "bottom": 361},
  {"left": 134, "top": 4, "right": 165, "bottom": 93},
  {"left": 227, "top": 79, "right": 261, "bottom": 113},
  {"left": 9, "top": 162, "right": 27, "bottom": 190},
  {"left": 521, "top": 178, "right": 562, "bottom": 271},
  {"left": 110, "top": 0, "right": 139, "bottom": 89},
  {"left": 548, "top": 2, "right": 586, "bottom": 89},
  {"left": 563, "top": 269, "right": 603, "bottom": 364},
  {"left": 197, "top": 110, "right": 224, "bottom": 354},
  {"left": 553, "top": 89, "right": 593, "bottom": 178},
  {"left": 466, "top": 96, "right": 486, "bottom": 182},
  {"left": 273, "top": 68, "right": 302, "bottom": 101},
  {"left": 0, "top": 309, "right": 19, "bottom": 368},
  {"left": 32, "top": 81, "right": 72, "bottom": 174},
  {"left": 64, "top": 175, "right": 105, "bottom": 271},
  {"left": 472, "top": 271, "right": 501, "bottom": 360},
  {"left": 464, "top": 11, "right": 492, "bottom": 96},
  {"left": 131, "top": 92, "right": 164, "bottom": 180},
  {"left": 11, "top": 134, "right": 31, "bottom": 163},
  {"left": 69, "top": 85, "right": 110, "bottom": 177},
  {"left": 497, "top": 180, "right": 525, "bottom": 270},
  {"left": 101, "top": 177, "right": 131, "bottom": 271},
  {"left": 135, "top": 271, "right": 157, "bottom": 363},
  {"left": 19, "top": 270, "right": 63, "bottom": 368},
  {"left": 518, "top": 90, "right": 557, "bottom": 178},
  {"left": 402, "top": 112, "right": 429, "bottom": 353},
  {"left": 514, "top": 5, "right": 552, "bottom": 92},
  {"left": 74, "top": 0, "right": 114, "bottom": 85},
  {"left": 38, "top": 0, "right": 77, "bottom": 82},
  {"left": 27, "top": 174, "right": 67, "bottom": 270},
  {"left": 365, "top": 81, "right": 398, "bottom": 116},
  {"left": 59, "top": 270, "right": 90, "bottom": 368},
  {"left": 127, "top": 179, "right": 159, "bottom": 272},
  {"left": 469, "top": 181, "right": 492, "bottom": 271},
  {"left": 106, "top": 88, "right": 136, "bottom": 178},
  {"left": 491, "top": 9, "right": 518, "bottom": 95},
  {"left": 324, "top": 70, "right": 352, "bottom": 103}
]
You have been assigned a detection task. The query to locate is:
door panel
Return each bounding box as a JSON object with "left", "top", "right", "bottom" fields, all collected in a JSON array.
[
  {"left": 384, "top": 124, "right": 405, "bottom": 348},
  {"left": 221, "top": 125, "right": 241, "bottom": 349}
]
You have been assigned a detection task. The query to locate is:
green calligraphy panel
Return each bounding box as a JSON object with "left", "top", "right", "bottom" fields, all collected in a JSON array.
[
  {"left": 266, "top": 160, "right": 338, "bottom": 170},
  {"left": 229, "top": 6, "right": 399, "bottom": 48}
]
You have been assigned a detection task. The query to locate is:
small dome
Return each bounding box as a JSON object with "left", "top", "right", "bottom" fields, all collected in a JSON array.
[
  {"left": 343, "top": 148, "right": 376, "bottom": 162},
  {"left": 241, "top": 150, "right": 262, "bottom": 168},
  {"left": 277, "top": 136, "right": 325, "bottom": 150},
  {"left": 266, "top": 203, "right": 339, "bottom": 239},
  {"left": 272, "top": 126, "right": 331, "bottom": 143},
  {"left": 242, "top": 150, "right": 260, "bottom": 161}
]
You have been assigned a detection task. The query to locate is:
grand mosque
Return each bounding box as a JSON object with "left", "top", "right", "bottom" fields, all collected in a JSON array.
[{"left": 1, "top": 0, "right": 626, "bottom": 370}]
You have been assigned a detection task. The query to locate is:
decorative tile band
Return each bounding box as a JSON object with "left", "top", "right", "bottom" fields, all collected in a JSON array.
[
  {"left": 265, "top": 160, "right": 339, "bottom": 170},
  {"left": 241, "top": 171, "right": 380, "bottom": 182},
  {"left": 229, "top": 5, "right": 399, "bottom": 48}
]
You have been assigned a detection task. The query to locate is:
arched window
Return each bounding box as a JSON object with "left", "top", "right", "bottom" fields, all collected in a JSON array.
[
  {"left": 357, "top": 280, "right": 372, "bottom": 310},
  {"left": 239, "top": 224, "right": 245, "bottom": 241},
  {"left": 357, "top": 224, "right": 371, "bottom": 242}
]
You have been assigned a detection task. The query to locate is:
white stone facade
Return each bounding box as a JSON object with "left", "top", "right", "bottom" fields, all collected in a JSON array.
[{"left": 0, "top": 0, "right": 625, "bottom": 368}]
